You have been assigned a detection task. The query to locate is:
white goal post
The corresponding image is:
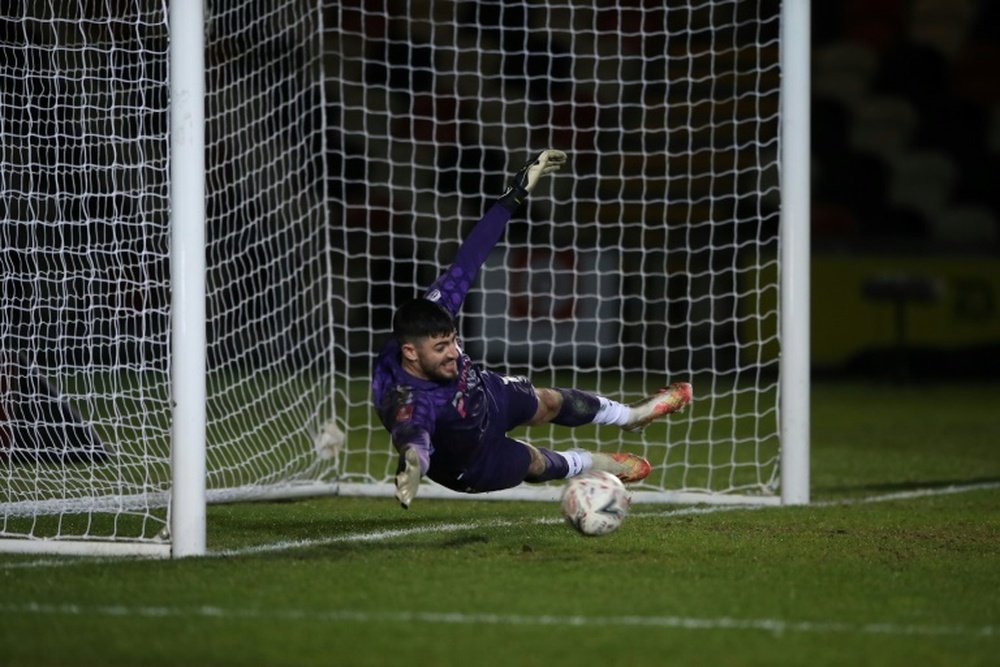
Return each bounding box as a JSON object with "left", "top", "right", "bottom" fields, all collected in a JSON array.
[{"left": 0, "top": 0, "right": 809, "bottom": 558}]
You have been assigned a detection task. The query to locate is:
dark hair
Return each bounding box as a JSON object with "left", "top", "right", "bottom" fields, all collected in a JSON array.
[{"left": 393, "top": 299, "right": 456, "bottom": 344}]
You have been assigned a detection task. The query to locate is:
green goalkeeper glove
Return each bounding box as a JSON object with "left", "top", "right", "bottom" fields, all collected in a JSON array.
[
  {"left": 498, "top": 149, "right": 568, "bottom": 210},
  {"left": 394, "top": 447, "right": 421, "bottom": 509}
]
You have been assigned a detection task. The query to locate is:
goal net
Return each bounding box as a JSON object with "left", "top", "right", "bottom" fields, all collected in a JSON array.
[
  {"left": 1, "top": 0, "right": 335, "bottom": 555},
  {"left": 1, "top": 0, "right": 798, "bottom": 556},
  {"left": 328, "top": 0, "right": 787, "bottom": 504}
]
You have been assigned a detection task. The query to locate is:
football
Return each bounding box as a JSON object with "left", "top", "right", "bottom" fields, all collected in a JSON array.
[{"left": 560, "top": 470, "right": 630, "bottom": 536}]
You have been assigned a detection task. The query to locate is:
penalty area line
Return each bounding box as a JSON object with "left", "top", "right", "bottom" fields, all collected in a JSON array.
[{"left": 0, "top": 601, "right": 995, "bottom": 639}]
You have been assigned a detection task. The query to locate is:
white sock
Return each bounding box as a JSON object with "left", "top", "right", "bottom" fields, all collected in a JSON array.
[
  {"left": 592, "top": 396, "right": 631, "bottom": 426},
  {"left": 557, "top": 449, "right": 592, "bottom": 478}
]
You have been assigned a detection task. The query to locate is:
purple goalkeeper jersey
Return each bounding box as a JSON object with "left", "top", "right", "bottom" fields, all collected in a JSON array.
[{"left": 371, "top": 201, "right": 522, "bottom": 481}]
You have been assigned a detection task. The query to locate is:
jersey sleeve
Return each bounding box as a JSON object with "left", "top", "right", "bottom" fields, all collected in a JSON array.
[
  {"left": 423, "top": 202, "right": 515, "bottom": 316},
  {"left": 380, "top": 385, "right": 435, "bottom": 476}
]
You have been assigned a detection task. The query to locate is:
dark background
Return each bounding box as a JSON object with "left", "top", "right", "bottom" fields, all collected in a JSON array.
[
  {"left": 811, "top": 0, "right": 1000, "bottom": 249},
  {"left": 324, "top": 0, "right": 1000, "bottom": 379},
  {"left": 808, "top": 0, "right": 1000, "bottom": 380},
  {"left": 2, "top": 0, "right": 998, "bottom": 382}
]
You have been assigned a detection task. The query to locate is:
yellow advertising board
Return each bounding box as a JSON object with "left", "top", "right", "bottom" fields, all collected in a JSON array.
[{"left": 740, "top": 255, "right": 1000, "bottom": 369}]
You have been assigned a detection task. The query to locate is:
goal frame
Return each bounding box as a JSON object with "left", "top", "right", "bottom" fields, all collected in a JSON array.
[
  {"left": 0, "top": 0, "right": 207, "bottom": 560},
  {"left": 0, "top": 0, "right": 810, "bottom": 559}
]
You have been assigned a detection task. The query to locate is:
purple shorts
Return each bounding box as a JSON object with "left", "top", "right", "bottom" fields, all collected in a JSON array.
[{"left": 428, "top": 373, "right": 539, "bottom": 494}]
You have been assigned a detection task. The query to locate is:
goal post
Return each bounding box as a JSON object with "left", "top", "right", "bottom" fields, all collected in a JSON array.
[
  {"left": 170, "top": 0, "right": 209, "bottom": 558},
  {"left": 328, "top": 0, "right": 809, "bottom": 506},
  {"left": 779, "top": 0, "right": 811, "bottom": 506},
  {"left": 0, "top": 0, "right": 809, "bottom": 557}
]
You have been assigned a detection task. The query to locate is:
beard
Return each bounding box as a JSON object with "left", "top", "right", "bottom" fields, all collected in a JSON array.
[{"left": 423, "top": 357, "right": 459, "bottom": 383}]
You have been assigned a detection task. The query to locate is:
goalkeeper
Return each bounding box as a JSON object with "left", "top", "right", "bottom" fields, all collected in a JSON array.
[{"left": 371, "top": 149, "right": 692, "bottom": 508}]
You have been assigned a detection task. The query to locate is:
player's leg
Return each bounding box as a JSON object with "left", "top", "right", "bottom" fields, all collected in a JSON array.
[
  {"left": 530, "top": 383, "right": 693, "bottom": 432},
  {"left": 521, "top": 441, "right": 651, "bottom": 484},
  {"left": 474, "top": 373, "right": 660, "bottom": 486},
  {"left": 450, "top": 435, "right": 650, "bottom": 487},
  {"left": 525, "top": 383, "right": 693, "bottom": 484}
]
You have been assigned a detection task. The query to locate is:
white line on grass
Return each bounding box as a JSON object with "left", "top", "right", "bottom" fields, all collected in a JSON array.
[
  {"left": 0, "top": 601, "right": 995, "bottom": 639},
  {"left": 214, "top": 479, "right": 1000, "bottom": 559},
  {"left": 2, "top": 480, "right": 998, "bottom": 570},
  {"left": 637, "top": 480, "right": 1000, "bottom": 518},
  {"left": 0, "top": 520, "right": 541, "bottom": 570},
  {"left": 818, "top": 481, "right": 1000, "bottom": 506}
]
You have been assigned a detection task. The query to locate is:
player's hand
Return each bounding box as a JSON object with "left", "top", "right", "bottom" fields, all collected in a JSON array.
[
  {"left": 516, "top": 149, "right": 568, "bottom": 195},
  {"left": 499, "top": 149, "right": 568, "bottom": 209},
  {"left": 394, "top": 447, "right": 421, "bottom": 509}
]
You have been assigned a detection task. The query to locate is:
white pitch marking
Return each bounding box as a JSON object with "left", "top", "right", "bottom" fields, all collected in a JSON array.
[
  {"left": 217, "top": 480, "right": 1000, "bottom": 559},
  {"left": 209, "top": 520, "right": 528, "bottom": 558},
  {"left": 1, "top": 480, "right": 997, "bottom": 570},
  {"left": 633, "top": 480, "right": 1000, "bottom": 519},
  {"left": 0, "top": 601, "right": 994, "bottom": 639}
]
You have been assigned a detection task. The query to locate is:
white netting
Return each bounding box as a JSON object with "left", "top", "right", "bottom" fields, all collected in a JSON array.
[
  {"left": 1, "top": 0, "right": 786, "bottom": 553},
  {"left": 203, "top": 1, "right": 334, "bottom": 498},
  {"left": 1, "top": 1, "right": 172, "bottom": 542},
  {"left": 1, "top": 0, "right": 336, "bottom": 549},
  {"left": 329, "top": 0, "right": 783, "bottom": 499}
]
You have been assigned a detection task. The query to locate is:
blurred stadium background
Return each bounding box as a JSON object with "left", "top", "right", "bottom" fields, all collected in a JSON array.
[
  {"left": 326, "top": 0, "right": 1000, "bottom": 381},
  {"left": 4, "top": 0, "right": 997, "bottom": 383},
  {"left": 809, "top": 0, "right": 1000, "bottom": 381}
]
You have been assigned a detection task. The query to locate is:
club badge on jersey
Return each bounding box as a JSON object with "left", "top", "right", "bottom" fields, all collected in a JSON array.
[{"left": 392, "top": 387, "right": 415, "bottom": 424}]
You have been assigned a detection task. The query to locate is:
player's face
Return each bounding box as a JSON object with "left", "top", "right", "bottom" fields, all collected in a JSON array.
[{"left": 408, "top": 332, "right": 459, "bottom": 382}]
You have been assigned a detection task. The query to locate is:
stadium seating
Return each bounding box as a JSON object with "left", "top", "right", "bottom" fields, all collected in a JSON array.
[
  {"left": 812, "top": 0, "right": 999, "bottom": 248},
  {"left": 328, "top": 0, "right": 998, "bottom": 250}
]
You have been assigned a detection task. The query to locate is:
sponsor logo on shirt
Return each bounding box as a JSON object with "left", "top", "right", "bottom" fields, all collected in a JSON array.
[{"left": 450, "top": 360, "right": 472, "bottom": 418}]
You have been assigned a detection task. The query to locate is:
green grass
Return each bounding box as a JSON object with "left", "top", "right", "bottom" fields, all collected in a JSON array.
[{"left": 2, "top": 380, "right": 999, "bottom": 666}]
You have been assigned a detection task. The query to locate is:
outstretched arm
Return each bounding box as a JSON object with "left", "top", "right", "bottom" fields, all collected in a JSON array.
[
  {"left": 424, "top": 149, "right": 568, "bottom": 317},
  {"left": 379, "top": 387, "right": 435, "bottom": 509}
]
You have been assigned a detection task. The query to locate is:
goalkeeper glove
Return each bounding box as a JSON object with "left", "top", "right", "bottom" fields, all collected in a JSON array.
[
  {"left": 394, "top": 446, "right": 421, "bottom": 509},
  {"left": 497, "top": 149, "right": 568, "bottom": 211}
]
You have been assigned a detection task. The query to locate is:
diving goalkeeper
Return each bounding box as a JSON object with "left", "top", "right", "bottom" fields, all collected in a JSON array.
[{"left": 371, "top": 149, "right": 692, "bottom": 508}]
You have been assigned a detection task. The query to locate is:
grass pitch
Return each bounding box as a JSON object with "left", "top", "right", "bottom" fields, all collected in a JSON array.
[{"left": 1, "top": 380, "right": 998, "bottom": 667}]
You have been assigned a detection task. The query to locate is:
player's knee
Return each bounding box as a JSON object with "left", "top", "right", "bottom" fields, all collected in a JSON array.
[{"left": 531, "top": 388, "right": 563, "bottom": 425}]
